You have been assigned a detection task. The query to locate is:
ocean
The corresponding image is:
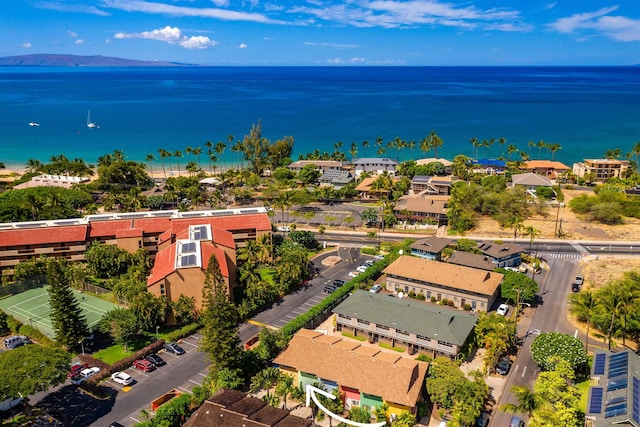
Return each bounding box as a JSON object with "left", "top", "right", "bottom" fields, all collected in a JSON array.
[{"left": 0, "top": 66, "right": 638, "bottom": 170}]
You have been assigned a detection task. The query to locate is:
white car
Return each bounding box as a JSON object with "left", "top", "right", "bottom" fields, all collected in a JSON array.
[
  {"left": 348, "top": 271, "right": 360, "bottom": 278},
  {"left": 356, "top": 265, "right": 368, "bottom": 273},
  {"left": 70, "top": 366, "right": 100, "bottom": 385},
  {"left": 111, "top": 371, "right": 134, "bottom": 386},
  {"left": 496, "top": 304, "right": 509, "bottom": 316},
  {"left": 370, "top": 284, "right": 382, "bottom": 293}
]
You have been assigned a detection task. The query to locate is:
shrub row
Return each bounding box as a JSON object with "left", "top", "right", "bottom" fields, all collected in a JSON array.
[
  {"left": 164, "top": 322, "right": 201, "bottom": 343},
  {"left": 82, "top": 339, "right": 166, "bottom": 384}
]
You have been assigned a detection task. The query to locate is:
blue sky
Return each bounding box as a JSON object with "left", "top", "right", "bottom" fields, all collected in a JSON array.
[{"left": 2, "top": 0, "right": 640, "bottom": 65}]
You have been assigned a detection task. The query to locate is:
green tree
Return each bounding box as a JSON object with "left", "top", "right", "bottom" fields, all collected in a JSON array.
[
  {"left": 391, "top": 411, "right": 417, "bottom": 427},
  {"left": 98, "top": 308, "right": 138, "bottom": 351},
  {"left": 130, "top": 291, "right": 166, "bottom": 332},
  {"left": 497, "top": 269, "right": 539, "bottom": 304},
  {"left": 347, "top": 406, "right": 371, "bottom": 423},
  {"left": 297, "top": 164, "right": 321, "bottom": 184},
  {"left": 250, "top": 366, "right": 282, "bottom": 406},
  {"left": 85, "top": 242, "right": 134, "bottom": 279},
  {"left": 171, "top": 295, "right": 197, "bottom": 325},
  {"left": 288, "top": 230, "right": 316, "bottom": 249},
  {"left": 46, "top": 259, "right": 88, "bottom": 349},
  {"left": 530, "top": 332, "right": 587, "bottom": 371},
  {"left": 499, "top": 385, "right": 545, "bottom": 418},
  {"left": 569, "top": 290, "right": 597, "bottom": 351},
  {"left": 0, "top": 345, "right": 71, "bottom": 415},
  {"left": 199, "top": 254, "right": 243, "bottom": 381},
  {"left": 360, "top": 207, "right": 379, "bottom": 224}
]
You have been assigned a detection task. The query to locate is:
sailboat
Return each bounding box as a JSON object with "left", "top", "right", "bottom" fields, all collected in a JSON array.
[{"left": 87, "top": 110, "right": 98, "bottom": 128}]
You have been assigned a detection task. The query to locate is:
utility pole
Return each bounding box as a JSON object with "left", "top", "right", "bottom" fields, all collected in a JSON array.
[{"left": 554, "top": 202, "right": 561, "bottom": 237}]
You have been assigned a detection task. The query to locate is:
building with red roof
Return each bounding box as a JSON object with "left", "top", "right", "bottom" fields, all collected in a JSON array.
[{"left": 0, "top": 208, "right": 271, "bottom": 288}]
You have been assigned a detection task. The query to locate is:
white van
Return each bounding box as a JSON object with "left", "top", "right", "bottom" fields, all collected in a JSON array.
[{"left": 3, "top": 335, "right": 29, "bottom": 350}]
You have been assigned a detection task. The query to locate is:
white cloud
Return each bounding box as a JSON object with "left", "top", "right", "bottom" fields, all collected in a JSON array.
[
  {"left": 75, "top": 39, "right": 85, "bottom": 45},
  {"left": 237, "top": 43, "right": 248, "bottom": 48},
  {"left": 22, "top": 42, "right": 32, "bottom": 48},
  {"left": 291, "top": 0, "right": 526, "bottom": 31},
  {"left": 68, "top": 30, "right": 78, "bottom": 38},
  {"left": 549, "top": 6, "right": 640, "bottom": 41},
  {"left": 545, "top": 2, "right": 557, "bottom": 10},
  {"left": 103, "top": 0, "right": 280, "bottom": 24},
  {"left": 115, "top": 26, "right": 218, "bottom": 49},
  {"left": 350, "top": 57, "right": 366, "bottom": 63},
  {"left": 37, "top": 1, "right": 110, "bottom": 16},
  {"left": 327, "top": 57, "right": 344, "bottom": 64},
  {"left": 304, "top": 41, "right": 361, "bottom": 48}
]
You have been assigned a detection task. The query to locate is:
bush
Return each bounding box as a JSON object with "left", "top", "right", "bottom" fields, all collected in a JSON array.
[
  {"left": 165, "top": 323, "right": 201, "bottom": 342},
  {"left": 531, "top": 332, "right": 587, "bottom": 371}
]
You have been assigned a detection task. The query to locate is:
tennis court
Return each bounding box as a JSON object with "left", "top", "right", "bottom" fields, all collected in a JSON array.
[{"left": 0, "top": 286, "right": 118, "bottom": 338}]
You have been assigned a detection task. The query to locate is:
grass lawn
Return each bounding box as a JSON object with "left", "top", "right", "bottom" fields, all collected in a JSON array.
[
  {"left": 576, "top": 379, "right": 590, "bottom": 413},
  {"left": 93, "top": 335, "right": 154, "bottom": 364}
]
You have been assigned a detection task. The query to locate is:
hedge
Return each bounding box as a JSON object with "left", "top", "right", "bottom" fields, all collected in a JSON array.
[{"left": 82, "top": 339, "right": 166, "bottom": 384}]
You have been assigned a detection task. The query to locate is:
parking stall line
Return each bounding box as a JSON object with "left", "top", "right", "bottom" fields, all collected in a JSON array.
[
  {"left": 130, "top": 417, "right": 141, "bottom": 423},
  {"left": 179, "top": 386, "right": 194, "bottom": 393},
  {"left": 285, "top": 315, "right": 296, "bottom": 319},
  {"left": 180, "top": 340, "right": 198, "bottom": 348},
  {"left": 197, "top": 372, "right": 207, "bottom": 377}
]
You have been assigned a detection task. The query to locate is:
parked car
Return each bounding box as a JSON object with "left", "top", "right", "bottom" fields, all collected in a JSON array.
[
  {"left": 324, "top": 285, "right": 336, "bottom": 294},
  {"left": 111, "top": 372, "right": 134, "bottom": 386},
  {"left": 508, "top": 416, "right": 524, "bottom": 427},
  {"left": 68, "top": 363, "right": 89, "bottom": 378},
  {"left": 333, "top": 279, "right": 345, "bottom": 287},
  {"left": 496, "top": 357, "right": 511, "bottom": 375},
  {"left": 348, "top": 271, "right": 360, "bottom": 278},
  {"left": 373, "top": 255, "right": 385, "bottom": 260},
  {"left": 369, "top": 284, "right": 382, "bottom": 293},
  {"left": 145, "top": 353, "right": 167, "bottom": 367},
  {"left": 496, "top": 304, "right": 509, "bottom": 316},
  {"left": 109, "top": 423, "right": 125, "bottom": 427},
  {"left": 575, "top": 275, "right": 584, "bottom": 286},
  {"left": 164, "top": 342, "right": 186, "bottom": 355},
  {"left": 356, "top": 265, "right": 368, "bottom": 273},
  {"left": 363, "top": 260, "right": 374, "bottom": 267},
  {"left": 277, "top": 226, "right": 291, "bottom": 232},
  {"left": 3, "top": 335, "right": 31, "bottom": 350},
  {"left": 70, "top": 367, "right": 100, "bottom": 385},
  {"left": 475, "top": 412, "right": 490, "bottom": 427},
  {"left": 133, "top": 359, "right": 156, "bottom": 372},
  {"left": 571, "top": 283, "right": 581, "bottom": 293}
]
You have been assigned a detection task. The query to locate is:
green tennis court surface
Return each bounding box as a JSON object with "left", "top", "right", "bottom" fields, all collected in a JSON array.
[{"left": 0, "top": 286, "right": 118, "bottom": 338}]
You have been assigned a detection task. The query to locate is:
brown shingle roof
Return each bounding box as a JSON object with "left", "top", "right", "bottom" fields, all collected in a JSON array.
[
  {"left": 393, "top": 195, "right": 448, "bottom": 214},
  {"left": 273, "top": 330, "right": 427, "bottom": 407},
  {"left": 410, "top": 236, "right": 452, "bottom": 254},
  {"left": 477, "top": 241, "right": 524, "bottom": 260},
  {"left": 446, "top": 251, "right": 496, "bottom": 271},
  {"left": 184, "top": 389, "right": 312, "bottom": 427},
  {"left": 383, "top": 255, "right": 503, "bottom": 296}
]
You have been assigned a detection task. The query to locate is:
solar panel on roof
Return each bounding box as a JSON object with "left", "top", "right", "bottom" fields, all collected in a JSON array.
[
  {"left": 611, "top": 352, "right": 629, "bottom": 361},
  {"left": 607, "top": 378, "right": 628, "bottom": 392},
  {"left": 604, "top": 404, "right": 627, "bottom": 418},
  {"left": 241, "top": 209, "right": 258, "bottom": 214},
  {"left": 594, "top": 353, "right": 606, "bottom": 375},
  {"left": 180, "top": 254, "right": 197, "bottom": 267},
  {"left": 606, "top": 396, "right": 627, "bottom": 407},
  {"left": 633, "top": 377, "right": 640, "bottom": 423},
  {"left": 589, "top": 387, "right": 604, "bottom": 414}
]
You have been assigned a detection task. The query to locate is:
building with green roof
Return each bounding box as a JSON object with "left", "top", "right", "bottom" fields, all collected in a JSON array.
[{"left": 333, "top": 290, "right": 478, "bottom": 359}]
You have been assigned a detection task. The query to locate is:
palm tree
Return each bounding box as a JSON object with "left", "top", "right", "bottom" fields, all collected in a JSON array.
[
  {"left": 570, "top": 290, "right": 597, "bottom": 352},
  {"left": 145, "top": 153, "right": 156, "bottom": 178},
  {"left": 250, "top": 367, "right": 282, "bottom": 405},
  {"left": 470, "top": 137, "right": 479, "bottom": 159},
  {"left": 25, "top": 158, "right": 42, "bottom": 174},
  {"left": 528, "top": 140, "right": 536, "bottom": 157},
  {"left": 275, "top": 375, "right": 295, "bottom": 410},
  {"left": 632, "top": 140, "right": 640, "bottom": 172},
  {"left": 192, "top": 147, "right": 203, "bottom": 170},
  {"left": 174, "top": 150, "right": 183, "bottom": 176},
  {"left": 215, "top": 141, "right": 226, "bottom": 172},
  {"left": 498, "top": 137, "right": 507, "bottom": 158},
  {"left": 506, "top": 144, "right": 519, "bottom": 161},
  {"left": 605, "top": 148, "right": 621, "bottom": 159},
  {"left": 499, "top": 385, "right": 545, "bottom": 418},
  {"left": 548, "top": 143, "right": 561, "bottom": 161},
  {"left": 523, "top": 226, "right": 540, "bottom": 254},
  {"left": 597, "top": 285, "right": 624, "bottom": 351},
  {"left": 391, "top": 411, "right": 416, "bottom": 427},
  {"left": 361, "top": 139, "right": 369, "bottom": 157},
  {"left": 158, "top": 148, "right": 170, "bottom": 179},
  {"left": 349, "top": 142, "right": 358, "bottom": 160},
  {"left": 537, "top": 140, "right": 547, "bottom": 160},
  {"left": 373, "top": 403, "right": 389, "bottom": 423}
]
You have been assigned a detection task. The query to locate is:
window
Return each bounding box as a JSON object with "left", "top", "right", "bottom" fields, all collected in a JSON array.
[
  {"left": 159, "top": 284, "right": 165, "bottom": 296},
  {"left": 338, "top": 314, "right": 351, "bottom": 320}
]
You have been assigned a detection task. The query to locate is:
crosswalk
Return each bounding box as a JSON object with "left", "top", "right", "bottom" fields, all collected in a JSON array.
[{"left": 540, "top": 252, "right": 583, "bottom": 259}]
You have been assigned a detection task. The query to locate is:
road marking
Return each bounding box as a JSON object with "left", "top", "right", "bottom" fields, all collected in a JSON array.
[
  {"left": 303, "top": 302, "right": 315, "bottom": 307},
  {"left": 122, "top": 386, "right": 131, "bottom": 393},
  {"left": 198, "top": 372, "right": 207, "bottom": 377},
  {"left": 574, "top": 329, "right": 578, "bottom": 338},
  {"left": 130, "top": 417, "right": 141, "bottom": 423},
  {"left": 285, "top": 315, "right": 296, "bottom": 319},
  {"left": 180, "top": 386, "right": 194, "bottom": 393},
  {"left": 188, "top": 379, "right": 201, "bottom": 385},
  {"left": 522, "top": 366, "right": 527, "bottom": 377}
]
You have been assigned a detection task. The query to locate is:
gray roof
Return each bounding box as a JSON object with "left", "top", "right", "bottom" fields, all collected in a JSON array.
[
  {"left": 447, "top": 251, "right": 496, "bottom": 271},
  {"left": 332, "top": 290, "right": 477, "bottom": 346},
  {"left": 477, "top": 241, "right": 524, "bottom": 260},
  {"left": 587, "top": 350, "right": 640, "bottom": 427},
  {"left": 511, "top": 172, "right": 553, "bottom": 187},
  {"left": 352, "top": 158, "right": 398, "bottom": 166},
  {"left": 410, "top": 236, "right": 452, "bottom": 254}
]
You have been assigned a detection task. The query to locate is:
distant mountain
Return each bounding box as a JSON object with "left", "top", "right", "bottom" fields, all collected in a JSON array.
[{"left": 0, "top": 54, "right": 195, "bottom": 67}]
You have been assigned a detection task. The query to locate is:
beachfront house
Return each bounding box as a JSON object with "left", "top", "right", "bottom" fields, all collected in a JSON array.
[
  {"left": 383, "top": 255, "right": 504, "bottom": 312},
  {"left": 273, "top": 329, "right": 428, "bottom": 420},
  {"left": 287, "top": 160, "right": 345, "bottom": 175},
  {"left": 333, "top": 290, "right": 477, "bottom": 359},
  {"left": 410, "top": 175, "right": 453, "bottom": 195},
  {"left": 510, "top": 172, "right": 554, "bottom": 196},
  {"left": 471, "top": 159, "right": 507, "bottom": 175},
  {"left": 351, "top": 158, "right": 398, "bottom": 176},
  {"left": 573, "top": 159, "right": 630, "bottom": 183},
  {"left": 524, "top": 160, "right": 570, "bottom": 180}
]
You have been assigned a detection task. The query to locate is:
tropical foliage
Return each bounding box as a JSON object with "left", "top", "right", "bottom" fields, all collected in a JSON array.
[{"left": 530, "top": 332, "right": 587, "bottom": 371}]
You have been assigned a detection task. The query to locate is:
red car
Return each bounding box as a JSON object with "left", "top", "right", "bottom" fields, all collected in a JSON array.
[
  {"left": 67, "top": 363, "right": 89, "bottom": 378},
  {"left": 133, "top": 359, "right": 156, "bottom": 372}
]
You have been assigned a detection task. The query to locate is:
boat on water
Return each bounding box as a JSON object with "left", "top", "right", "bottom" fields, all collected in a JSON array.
[
  {"left": 28, "top": 122, "right": 40, "bottom": 127},
  {"left": 87, "top": 110, "right": 98, "bottom": 128}
]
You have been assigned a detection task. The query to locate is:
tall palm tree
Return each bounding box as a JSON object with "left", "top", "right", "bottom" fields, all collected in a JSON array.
[
  {"left": 361, "top": 139, "right": 369, "bottom": 157},
  {"left": 498, "top": 137, "right": 507, "bottom": 158},
  {"left": 145, "top": 153, "right": 156, "bottom": 178},
  {"left": 570, "top": 290, "right": 597, "bottom": 352},
  {"left": 632, "top": 140, "right": 640, "bottom": 172},
  {"left": 506, "top": 144, "right": 519, "bottom": 161},
  {"left": 548, "top": 143, "right": 561, "bottom": 161},
  {"left": 469, "top": 137, "right": 479, "bottom": 159},
  {"left": 174, "top": 150, "right": 183, "bottom": 176},
  {"left": 499, "top": 385, "right": 545, "bottom": 418},
  {"left": 349, "top": 142, "right": 358, "bottom": 160},
  {"left": 537, "top": 140, "right": 546, "bottom": 160},
  {"left": 597, "top": 285, "right": 624, "bottom": 351},
  {"left": 215, "top": 141, "right": 227, "bottom": 172},
  {"left": 158, "top": 148, "right": 169, "bottom": 179}
]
